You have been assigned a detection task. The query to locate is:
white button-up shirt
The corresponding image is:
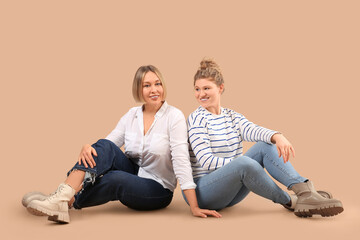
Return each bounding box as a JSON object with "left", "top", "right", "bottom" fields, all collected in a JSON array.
[{"left": 106, "top": 101, "right": 196, "bottom": 191}]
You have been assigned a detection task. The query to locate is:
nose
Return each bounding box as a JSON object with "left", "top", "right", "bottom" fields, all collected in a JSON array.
[
  {"left": 199, "top": 90, "right": 206, "bottom": 98},
  {"left": 150, "top": 84, "right": 157, "bottom": 93}
]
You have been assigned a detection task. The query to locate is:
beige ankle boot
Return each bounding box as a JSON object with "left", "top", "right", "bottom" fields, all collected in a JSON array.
[
  {"left": 22, "top": 192, "right": 48, "bottom": 208},
  {"left": 283, "top": 190, "right": 333, "bottom": 211},
  {"left": 291, "top": 181, "right": 343, "bottom": 217},
  {"left": 27, "top": 183, "right": 75, "bottom": 223}
]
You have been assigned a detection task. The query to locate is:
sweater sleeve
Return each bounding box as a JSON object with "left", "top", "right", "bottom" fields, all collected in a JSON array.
[
  {"left": 169, "top": 110, "right": 196, "bottom": 190},
  {"left": 236, "top": 112, "right": 277, "bottom": 143},
  {"left": 187, "top": 112, "right": 232, "bottom": 171}
]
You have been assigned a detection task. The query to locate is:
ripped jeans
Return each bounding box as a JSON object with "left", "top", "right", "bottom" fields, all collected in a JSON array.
[
  {"left": 67, "top": 139, "right": 173, "bottom": 210},
  {"left": 183, "top": 142, "right": 307, "bottom": 210}
]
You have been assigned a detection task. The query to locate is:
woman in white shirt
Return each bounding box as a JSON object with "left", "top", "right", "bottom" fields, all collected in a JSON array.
[
  {"left": 185, "top": 59, "right": 343, "bottom": 218},
  {"left": 23, "top": 65, "right": 221, "bottom": 223}
]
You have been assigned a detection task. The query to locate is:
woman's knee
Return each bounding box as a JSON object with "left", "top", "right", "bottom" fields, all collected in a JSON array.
[
  {"left": 93, "top": 139, "right": 117, "bottom": 150},
  {"left": 231, "top": 156, "right": 263, "bottom": 174},
  {"left": 92, "top": 139, "right": 126, "bottom": 159},
  {"left": 254, "top": 141, "right": 275, "bottom": 151}
]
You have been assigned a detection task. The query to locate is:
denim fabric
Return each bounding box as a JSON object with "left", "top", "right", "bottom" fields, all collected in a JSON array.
[
  {"left": 68, "top": 139, "right": 173, "bottom": 210},
  {"left": 183, "top": 142, "right": 307, "bottom": 210}
]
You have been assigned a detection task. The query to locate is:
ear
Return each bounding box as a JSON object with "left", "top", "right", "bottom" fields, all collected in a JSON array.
[{"left": 219, "top": 84, "right": 224, "bottom": 94}]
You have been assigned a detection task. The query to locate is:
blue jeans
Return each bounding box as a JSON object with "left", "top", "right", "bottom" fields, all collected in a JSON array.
[
  {"left": 68, "top": 139, "right": 173, "bottom": 210},
  {"left": 183, "top": 142, "right": 307, "bottom": 210}
]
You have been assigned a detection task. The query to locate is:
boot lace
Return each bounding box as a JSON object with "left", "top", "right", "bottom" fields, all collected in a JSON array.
[{"left": 47, "top": 184, "right": 66, "bottom": 201}]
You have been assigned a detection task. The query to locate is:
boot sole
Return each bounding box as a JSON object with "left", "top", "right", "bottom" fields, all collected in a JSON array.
[
  {"left": 48, "top": 215, "right": 69, "bottom": 224},
  {"left": 283, "top": 190, "right": 333, "bottom": 212},
  {"left": 26, "top": 207, "right": 47, "bottom": 216},
  {"left": 294, "top": 204, "right": 344, "bottom": 217},
  {"left": 27, "top": 205, "right": 70, "bottom": 223}
]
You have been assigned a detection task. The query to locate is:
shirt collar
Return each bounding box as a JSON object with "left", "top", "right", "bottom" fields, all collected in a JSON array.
[
  {"left": 155, "top": 101, "right": 168, "bottom": 118},
  {"left": 136, "top": 101, "right": 168, "bottom": 118},
  {"left": 198, "top": 105, "right": 223, "bottom": 116}
]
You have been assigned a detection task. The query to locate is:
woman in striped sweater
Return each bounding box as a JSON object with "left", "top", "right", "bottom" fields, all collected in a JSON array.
[{"left": 185, "top": 59, "right": 343, "bottom": 217}]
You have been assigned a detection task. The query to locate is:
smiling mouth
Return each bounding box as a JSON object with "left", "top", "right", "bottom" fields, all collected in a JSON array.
[
  {"left": 200, "top": 98, "right": 209, "bottom": 101},
  {"left": 150, "top": 95, "right": 160, "bottom": 99}
]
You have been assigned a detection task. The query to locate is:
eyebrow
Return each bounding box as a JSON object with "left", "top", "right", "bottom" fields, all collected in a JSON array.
[{"left": 143, "top": 79, "right": 161, "bottom": 84}]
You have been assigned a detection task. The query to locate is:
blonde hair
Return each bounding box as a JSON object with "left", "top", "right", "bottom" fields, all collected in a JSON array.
[
  {"left": 194, "top": 58, "right": 225, "bottom": 92},
  {"left": 132, "top": 65, "right": 167, "bottom": 102}
]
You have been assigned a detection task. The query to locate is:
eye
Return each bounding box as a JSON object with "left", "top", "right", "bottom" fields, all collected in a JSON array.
[
  {"left": 155, "top": 82, "right": 162, "bottom": 86},
  {"left": 195, "top": 88, "right": 200, "bottom": 91},
  {"left": 143, "top": 84, "right": 150, "bottom": 88},
  {"left": 204, "top": 87, "right": 209, "bottom": 90}
]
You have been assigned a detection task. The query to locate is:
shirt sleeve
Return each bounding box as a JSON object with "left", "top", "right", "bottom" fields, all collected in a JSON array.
[
  {"left": 105, "top": 110, "right": 130, "bottom": 148},
  {"left": 236, "top": 112, "right": 277, "bottom": 143},
  {"left": 187, "top": 112, "right": 231, "bottom": 171},
  {"left": 169, "top": 110, "right": 196, "bottom": 190}
]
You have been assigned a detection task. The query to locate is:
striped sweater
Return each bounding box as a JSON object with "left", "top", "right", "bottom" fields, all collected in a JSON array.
[{"left": 187, "top": 106, "right": 277, "bottom": 178}]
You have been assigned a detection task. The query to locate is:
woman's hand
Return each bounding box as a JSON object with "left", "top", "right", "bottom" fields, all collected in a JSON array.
[
  {"left": 183, "top": 189, "right": 222, "bottom": 218},
  {"left": 191, "top": 206, "right": 222, "bottom": 218},
  {"left": 271, "top": 133, "right": 295, "bottom": 163},
  {"left": 78, "top": 144, "right": 97, "bottom": 168}
]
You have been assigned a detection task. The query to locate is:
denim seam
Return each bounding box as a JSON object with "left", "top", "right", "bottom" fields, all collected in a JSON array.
[{"left": 263, "top": 151, "right": 303, "bottom": 188}]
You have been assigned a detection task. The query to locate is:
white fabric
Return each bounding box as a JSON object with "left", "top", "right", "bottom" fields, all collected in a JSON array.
[{"left": 106, "top": 101, "right": 196, "bottom": 191}]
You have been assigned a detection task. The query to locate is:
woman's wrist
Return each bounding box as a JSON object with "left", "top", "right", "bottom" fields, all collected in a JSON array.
[
  {"left": 271, "top": 132, "right": 282, "bottom": 144},
  {"left": 190, "top": 204, "right": 200, "bottom": 210}
]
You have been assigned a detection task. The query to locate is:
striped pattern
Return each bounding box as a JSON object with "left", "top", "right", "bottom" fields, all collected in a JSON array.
[{"left": 188, "top": 106, "right": 277, "bottom": 178}]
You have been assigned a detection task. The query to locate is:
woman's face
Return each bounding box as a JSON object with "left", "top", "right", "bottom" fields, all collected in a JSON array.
[
  {"left": 194, "top": 78, "right": 223, "bottom": 114},
  {"left": 142, "top": 71, "right": 164, "bottom": 106}
]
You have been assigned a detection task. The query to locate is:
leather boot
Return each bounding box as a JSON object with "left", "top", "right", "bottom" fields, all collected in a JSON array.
[
  {"left": 22, "top": 191, "right": 47, "bottom": 208},
  {"left": 291, "top": 181, "right": 343, "bottom": 217},
  {"left": 283, "top": 190, "right": 333, "bottom": 211},
  {"left": 27, "top": 183, "right": 75, "bottom": 223}
]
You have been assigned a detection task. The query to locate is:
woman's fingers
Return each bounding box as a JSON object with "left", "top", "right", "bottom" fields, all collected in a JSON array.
[
  {"left": 77, "top": 145, "right": 97, "bottom": 168},
  {"left": 290, "top": 146, "right": 296, "bottom": 158},
  {"left": 277, "top": 144, "right": 295, "bottom": 163},
  {"left": 192, "top": 208, "right": 222, "bottom": 218},
  {"left": 277, "top": 146, "right": 282, "bottom": 158},
  {"left": 285, "top": 147, "right": 289, "bottom": 162},
  {"left": 81, "top": 157, "right": 89, "bottom": 168},
  {"left": 210, "top": 210, "right": 222, "bottom": 218},
  {"left": 91, "top": 147, "right": 97, "bottom": 166},
  {"left": 202, "top": 210, "right": 222, "bottom": 218},
  {"left": 86, "top": 156, "right": 94, "bottom": 168},
  {"left": 207, "top": 210, "right": 221, "bottom": 218},
  {"left": 283, "top": 146, "right": 295, "bottom": 162},
  {"left": 282, "top": 148, "right": 287, "bottom": 163},
  {"left": 91, "top": 147, "right": 98, "bottom": 157},
  {"left": 85, "top": 150, "right": 93, "bottom": 161},
  {"left": 279, "top": 146, "right": 285, "bottom": 162},
  {"left": 278, "top": 146, "right": 289, "bottom": 163},
  {"left": 84, "top": 149, "right": 96, "bottom": 168}
]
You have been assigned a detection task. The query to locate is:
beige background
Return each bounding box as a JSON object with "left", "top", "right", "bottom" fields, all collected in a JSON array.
[{"left": 1, "top": 0, "right": 359, "bottom": 239}]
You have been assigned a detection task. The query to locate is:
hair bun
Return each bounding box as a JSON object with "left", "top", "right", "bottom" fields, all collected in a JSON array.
[
  {"left": 194, "top": 58, "right": 224, "bottom": 92},
  {"left": 200, "top": 59, "right": 218, "bottom": 71},
  {"left": 199, "top": 58, "right": 221, "bottom": 72}
]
